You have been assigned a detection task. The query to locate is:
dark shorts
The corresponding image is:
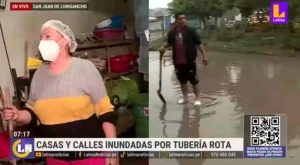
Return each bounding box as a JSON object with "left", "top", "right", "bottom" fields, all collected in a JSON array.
[{"left": 174, "top": 62, "right": 199, "bottom": 85}]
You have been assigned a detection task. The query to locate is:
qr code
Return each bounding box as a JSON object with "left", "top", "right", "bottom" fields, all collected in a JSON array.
[{"left": 250, "top": 116, "right": 280, "bottom": 146}]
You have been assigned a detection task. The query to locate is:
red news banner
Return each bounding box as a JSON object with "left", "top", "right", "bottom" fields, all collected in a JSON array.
[
  {"left": 10, "top": 2, "right": 88, "bottom": 11},
  {"left": 10, "top": 2, "right": 32, "bottom": 11}
]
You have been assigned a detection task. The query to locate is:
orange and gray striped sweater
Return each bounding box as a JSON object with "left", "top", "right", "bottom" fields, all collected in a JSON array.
[{"left": 24, "top": 57, "right": 116, "bottom": 138}]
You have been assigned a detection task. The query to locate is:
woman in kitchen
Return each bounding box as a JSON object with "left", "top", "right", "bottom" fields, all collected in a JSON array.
[{"left": 3, "top": 20, "right": 118, "bottom": 165}]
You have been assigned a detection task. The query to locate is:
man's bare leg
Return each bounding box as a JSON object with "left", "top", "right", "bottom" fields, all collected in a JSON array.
[
  {"left": 193, "top": 84, "right": 201, "bottom": 106},
  {"left": 192, "top": 84, "right": 200, "bottom": 100},
  {"left": 178, "top": 83, "right": 188, "bottom": 104}
]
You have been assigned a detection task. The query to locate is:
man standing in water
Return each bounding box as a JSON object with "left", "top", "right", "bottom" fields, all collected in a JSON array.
[{"left": 159, "top": 12, "right": 208, "bottom": 106}]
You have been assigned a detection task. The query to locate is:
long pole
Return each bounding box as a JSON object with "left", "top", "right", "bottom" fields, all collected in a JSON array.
[
  {"left": 0, "top": 21, "right": 20, "bottom": 107},
  {"left": 0, "top": 20, "right": 18, "bottom": 165}
]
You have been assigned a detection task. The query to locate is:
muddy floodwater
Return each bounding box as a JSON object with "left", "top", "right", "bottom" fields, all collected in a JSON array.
[{"left": 149, "top": 51, "right": 300, "bottom": 165}]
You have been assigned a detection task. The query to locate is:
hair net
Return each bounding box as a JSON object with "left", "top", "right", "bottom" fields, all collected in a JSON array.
[{"left": 41, "top": 20, "right": 78, "bottom": 53}]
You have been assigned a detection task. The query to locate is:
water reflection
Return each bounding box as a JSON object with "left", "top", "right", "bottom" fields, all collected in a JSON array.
[
  {"left": 176, "top": 105, "right": 203, "bottom": 165},
  {"left": 226, "top": 65, "right": 242, "bottom": 84},
  {"left": 150, "top": 51, "right": 300, "bottom": 165},
  {"left": 265, "top": 63, "right": 275, "bottom": 79}
]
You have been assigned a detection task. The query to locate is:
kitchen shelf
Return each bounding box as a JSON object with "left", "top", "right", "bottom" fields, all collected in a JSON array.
[
  {"left": 76, "top": 39, "right": 138, "bottom": 81},
  {"left": 76, "top": 39, "right": 135, "bottom": 51}
]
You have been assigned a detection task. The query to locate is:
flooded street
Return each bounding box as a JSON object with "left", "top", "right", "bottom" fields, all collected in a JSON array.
[{"left": 149, "top": 51, "right": 300, "bottom": 165}]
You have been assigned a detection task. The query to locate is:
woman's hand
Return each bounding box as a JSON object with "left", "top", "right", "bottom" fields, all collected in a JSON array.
[
  {"left": 2, "top": 107, "right": 32, "bottom": 125},
  {"left": 3, "top": 106, "right": 19, "bottom": 121}
]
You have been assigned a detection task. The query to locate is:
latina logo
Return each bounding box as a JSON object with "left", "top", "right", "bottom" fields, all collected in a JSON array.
[
  {"left": 12, "top": 139, "right": 34, "bottom": 159},
  {"left": 270, "top": 2, "right": 288, "bottom": 24}
]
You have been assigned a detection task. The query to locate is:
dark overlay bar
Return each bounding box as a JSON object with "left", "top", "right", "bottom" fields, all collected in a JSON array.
[{"left": 33, "top": 151, "right": 244, "bottom": 159}]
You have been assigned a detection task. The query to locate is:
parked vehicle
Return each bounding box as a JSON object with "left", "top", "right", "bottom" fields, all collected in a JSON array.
[
  {"left": 225, "top": 21, "right": 236, "bottom": 29},
  {"left": 246, "top": 15, "right": 270, "bottom": 31}
]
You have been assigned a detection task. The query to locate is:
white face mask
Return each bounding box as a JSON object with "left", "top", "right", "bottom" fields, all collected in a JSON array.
[{"left": 38, "top": 39, "right": 62, "bottom": 62}]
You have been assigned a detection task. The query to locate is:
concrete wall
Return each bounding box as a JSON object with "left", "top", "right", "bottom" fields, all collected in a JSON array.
[
  {"left": 151, "top": 16, "right": 172, "bottom": 31},
  {"left": 149, "top": 21, "right": 162, "bottom": 31},
  {"left": 0, "top": 0, "right": 134, "bottom": 90}
]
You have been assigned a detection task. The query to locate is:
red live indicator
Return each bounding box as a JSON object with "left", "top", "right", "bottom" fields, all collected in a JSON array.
[{"left": 10, "top": 2, "right": 33, "bottom": 11}]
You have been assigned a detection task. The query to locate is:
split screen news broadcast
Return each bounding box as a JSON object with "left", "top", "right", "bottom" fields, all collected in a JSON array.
[{"left": 0, "top": 0, "right": 299, "bottom": 165}]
